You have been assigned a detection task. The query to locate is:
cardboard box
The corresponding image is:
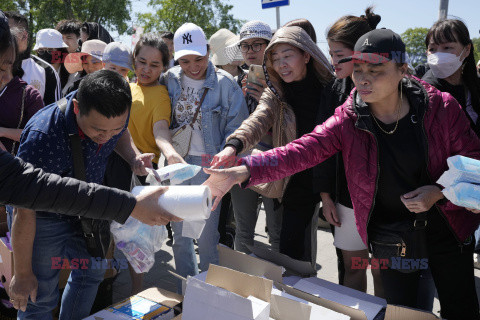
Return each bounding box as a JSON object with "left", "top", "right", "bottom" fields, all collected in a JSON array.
[
  {"left": 384, "top": 305, "right": 439, "bottom": 320},
  {"left": 182, "top": 264, "right": 272, "bottom": 320},
  {"left": 85, "top": 287, "right": 183, "bottom": 320}
]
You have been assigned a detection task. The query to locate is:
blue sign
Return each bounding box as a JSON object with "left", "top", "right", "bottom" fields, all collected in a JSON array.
[{"left": 262, "top": 0, "right": 290, "bottom": 9}]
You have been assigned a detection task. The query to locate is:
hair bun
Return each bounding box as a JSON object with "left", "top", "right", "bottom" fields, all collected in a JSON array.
[{"left": 362, "top": 6, "right": 381, "bottom": 30}]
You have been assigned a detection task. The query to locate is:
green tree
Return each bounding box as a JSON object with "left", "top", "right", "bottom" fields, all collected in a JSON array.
[
  {"left": 4, "top": 0, "right": 131, "bottom": 41},
  {"left": 401, "top": 27, "right": 429, "bottom": 67},
  {"left": 473, "top": 38, "right": 480, "bottom": 64},
  {"left": 137, "top": 0, "right": 243, "bottom": 38}
]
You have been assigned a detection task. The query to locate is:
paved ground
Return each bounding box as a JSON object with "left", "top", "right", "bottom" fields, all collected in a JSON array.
[{"left": 112, "top": 207, "right": 480, "bottom": 317}]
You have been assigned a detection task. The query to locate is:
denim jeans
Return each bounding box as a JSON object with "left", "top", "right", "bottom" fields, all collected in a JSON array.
[
  {"left": 17, "top": 213, "right": 106, "bottom": 320},
  {"left": 230, "top": 185, "right": 282, "bottom": 253},
  {"left": 171, "top": 155, "right": 220, "bottom": 292},
  {"left": 475, "top": 225, "right": 480, "bottom": 253}
]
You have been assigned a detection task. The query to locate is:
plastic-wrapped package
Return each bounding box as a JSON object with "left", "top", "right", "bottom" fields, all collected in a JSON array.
[
  {"left": 442, "top": 182, "right": 480, "bottom": 210},
  {"left": 437, "top": 155, "right": 480, "bottom": 187},
  {"left": 110, "top": 217, "right": 168, "bottom": 273},
  {"left": 146, "top": 163, "right": 202, "bottom": 186}
]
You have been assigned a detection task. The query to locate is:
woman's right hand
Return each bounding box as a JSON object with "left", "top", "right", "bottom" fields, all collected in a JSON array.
[
  {"left": 320, "top": 192, "right": 341, "bottom": 227},
  {"left": 210, "top": 146, "right": 237, "bottom": 169},
  {"left": 165, "top": 152, "right": 187, "bottom": 165},
  {"left": 203, "top": 165, "right": 250, "bottom": 211}
]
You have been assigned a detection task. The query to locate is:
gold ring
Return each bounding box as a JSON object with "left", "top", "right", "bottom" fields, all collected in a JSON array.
[{"left": 9, "top": 298, "right": 14, "bottom": 302}]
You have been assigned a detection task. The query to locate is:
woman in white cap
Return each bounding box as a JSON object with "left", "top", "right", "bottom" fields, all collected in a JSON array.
[
  {"left": 160, "top": 22, "right": 248, "bottom": 291},
  {"left": 34, "top": 28, "right": 70, "bottom": 94},
  {"left": 211, "top": 21, "right": 283, "bottom": 256}
]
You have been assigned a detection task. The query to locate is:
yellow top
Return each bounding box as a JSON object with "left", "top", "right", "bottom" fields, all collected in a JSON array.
[{"left": 128, "top": 83, "right": 171, "bottom": 163}]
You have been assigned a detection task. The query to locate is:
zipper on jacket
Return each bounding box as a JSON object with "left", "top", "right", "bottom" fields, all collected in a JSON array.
[
  {"left": 420, "top": 110, "right": 463, "bottom": 248},
  {"left": 356, "top": 125, "right": 380, "bottom": 249}
]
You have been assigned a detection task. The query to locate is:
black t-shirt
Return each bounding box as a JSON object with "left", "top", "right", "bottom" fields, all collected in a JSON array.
[{"left": 369, "top": 110, "right": 430, "bottom": 229}]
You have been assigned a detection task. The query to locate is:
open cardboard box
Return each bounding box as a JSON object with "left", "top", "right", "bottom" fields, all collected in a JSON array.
[
  {"left": 85, "top": 287, "right": 183, "bottom": 319},
  {"left": 182, "top": 264, "right": 314, "bottom": 320},
  {"left": 217, "top": 245, "right": 439, "bottom": 320}
]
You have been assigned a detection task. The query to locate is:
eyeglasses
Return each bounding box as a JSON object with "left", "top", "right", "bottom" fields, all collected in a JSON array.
[
  {"left": 36, "top": 48, "right": 57, "bottom": 54},
  {"left": 238, "top": 42, "right": 266, "bottom": 53}
]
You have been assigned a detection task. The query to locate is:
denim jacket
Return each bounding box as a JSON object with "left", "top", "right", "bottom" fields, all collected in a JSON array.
[{"left": 161, "top": 61, "right": 249, "bottom": 156}]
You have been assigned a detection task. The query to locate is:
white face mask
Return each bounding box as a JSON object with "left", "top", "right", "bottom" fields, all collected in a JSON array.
[{"left": 427, "top": 48, "right": 465, "bottom": 79}]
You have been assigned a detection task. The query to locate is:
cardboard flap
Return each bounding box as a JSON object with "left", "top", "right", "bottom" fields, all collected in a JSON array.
[
  {"left": 246, "top": 244, "right": 316, "bottom": 276},
  {"left": 385, "top": 305, "right": 439, "bottom": 320},
  {"left": 270, "top": 294, "right": 311, "bottom": 320},
  {"left": 136, "top": 287, "right": 183, "bottom": 308},
  {"left": 275, "top": 282, "right": 367, "bottom": 320},
  {"left": 218, "top": 245, "right": 283, "bottom": 283},
  {"left": 206, "top": 264, "right": 273, "bottom": 303}
]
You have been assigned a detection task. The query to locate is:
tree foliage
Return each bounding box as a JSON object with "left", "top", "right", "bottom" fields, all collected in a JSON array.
[
  {"left": 473, "top": 37, "right": 480, "bottom": 64},
  {"left": 401, "top": 27, "right": 429, "bottom": 67},
  {"left": 137, "top": 0, "right": 243, "bottom": 38},
  {"left": 3, "top": 0, "right": 131, "bottom": 38}
]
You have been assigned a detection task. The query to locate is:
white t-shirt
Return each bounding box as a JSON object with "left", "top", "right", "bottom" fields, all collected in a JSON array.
[
  {"left": 22, "top": 57, "right": 46, "bottom": 97},
  {"left": 21, "top": 55, "right": 61, "bottom": 102},
  {"left": 174, "top": 75, "right": 206, "bottom": 156}
]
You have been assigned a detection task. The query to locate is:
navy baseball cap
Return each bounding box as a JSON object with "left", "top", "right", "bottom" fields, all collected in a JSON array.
[{"left": 339, "top": 28, "right": 407, "bottom": 64}]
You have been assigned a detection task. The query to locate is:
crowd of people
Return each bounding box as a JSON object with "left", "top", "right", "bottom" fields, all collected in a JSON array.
[{"left": 0, "top": 5, "right": 480, "bottom": 320}]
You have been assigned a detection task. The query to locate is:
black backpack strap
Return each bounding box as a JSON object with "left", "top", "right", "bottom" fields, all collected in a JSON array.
[{"left": 57, "top": 98, "right": 86, "bottom": 181}]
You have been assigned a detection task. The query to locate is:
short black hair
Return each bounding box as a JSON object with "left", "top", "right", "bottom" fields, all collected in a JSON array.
[
  {"left": 159, "top": 31, "right": 174, "bottom": 40},
  {"left": 77, "top": 70, "right": 132, "bottom": 118},
  {"left": 4, "top": 11, "right": 28, "bottom": 31},
  {"left": 133, "top": 33, "right": 170, "bottom": 68},
  {"left": 56, "top": 19, "right": 82, "bottom": 37}
]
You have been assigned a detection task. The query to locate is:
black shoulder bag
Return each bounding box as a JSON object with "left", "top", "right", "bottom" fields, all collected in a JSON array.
[{"left": 58, "top": 98, "right": 111, "bottom": 259}]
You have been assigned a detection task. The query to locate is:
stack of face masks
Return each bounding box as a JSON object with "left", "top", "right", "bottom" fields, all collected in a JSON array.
[{"left": 437, "top": 155, "right": 480, "bottom": 210}]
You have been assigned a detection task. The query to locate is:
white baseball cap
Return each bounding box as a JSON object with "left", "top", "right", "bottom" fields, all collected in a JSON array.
[
  {"left": 64, "top": 39, "right": 107, "bottom": 73},
  {"left": 33, "top": 29, "right": 68, "bottom": 50},
  {"left": 174, "top": 23, "right": 208, "bottom": 61}
]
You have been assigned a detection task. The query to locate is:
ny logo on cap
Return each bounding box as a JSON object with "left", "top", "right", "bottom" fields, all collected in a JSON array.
[
  {"left": 183, "top": 33, "right": 193, "bottom": 44},
  {"left": 363, "top": 38, "right": 371, "bottom": 46}
]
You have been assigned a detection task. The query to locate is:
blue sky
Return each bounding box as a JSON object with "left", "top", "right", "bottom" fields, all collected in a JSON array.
[{"left": 121, "top": 0, "right": 479, "bottom": 55}]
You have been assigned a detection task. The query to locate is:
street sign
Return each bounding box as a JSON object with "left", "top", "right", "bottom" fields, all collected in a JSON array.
[{"left": 261, "top": 0, "right": 290, "bottom": 9}]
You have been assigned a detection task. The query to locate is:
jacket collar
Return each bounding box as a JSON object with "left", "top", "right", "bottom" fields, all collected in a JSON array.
[
  {"left": 168, "top": 61, "right": 217, "bottom": 90},
  {"left": 352, "top": 76, "right": 430, "bottom": 132}
]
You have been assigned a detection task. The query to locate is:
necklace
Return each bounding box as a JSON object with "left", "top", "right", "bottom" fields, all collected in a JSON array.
[{"left": 371, "top": 86, "right": 403, "bottom": 135}]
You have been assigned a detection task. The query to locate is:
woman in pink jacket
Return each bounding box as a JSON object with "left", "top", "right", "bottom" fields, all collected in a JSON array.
[{"left": 204, "top": 28, "right": 480, "bottom": 319}]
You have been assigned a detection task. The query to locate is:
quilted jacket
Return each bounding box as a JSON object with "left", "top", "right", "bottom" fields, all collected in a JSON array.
[{"left": 243, "top": 76, "right": 480, "bottom": 245}]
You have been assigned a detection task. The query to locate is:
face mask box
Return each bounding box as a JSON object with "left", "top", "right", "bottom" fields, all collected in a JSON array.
[{"left": 84, "top": 287, "right": 182, "bottom": 320}]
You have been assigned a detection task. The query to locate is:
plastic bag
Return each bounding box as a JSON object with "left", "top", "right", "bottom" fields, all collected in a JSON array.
[
  {"left": 110, "top": 216, "right": 168, "bottom": 273},
  {"left": 442, "top": 182, "right": 480, "bottom": 210},
  {"left": 437, "top": 155, "right": 480, "bottom": 187},
  {"left": 145, "top": 163, "right": 202, "bottom": 186}
]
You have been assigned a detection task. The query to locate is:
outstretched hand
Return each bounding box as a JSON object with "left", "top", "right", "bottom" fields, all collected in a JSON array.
[{"left": 202, "top": 165, "right": 250, "bottom": 211}]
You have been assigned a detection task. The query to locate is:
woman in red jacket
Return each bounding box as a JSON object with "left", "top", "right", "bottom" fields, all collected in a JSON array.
[{"left": 204, "top": 28, "right": 480, "bottom": 319}]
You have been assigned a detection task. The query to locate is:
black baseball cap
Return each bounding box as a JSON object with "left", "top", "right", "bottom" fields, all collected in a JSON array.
[{"left": 339, "top": 28, "right": 407, "bottom": 64}]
